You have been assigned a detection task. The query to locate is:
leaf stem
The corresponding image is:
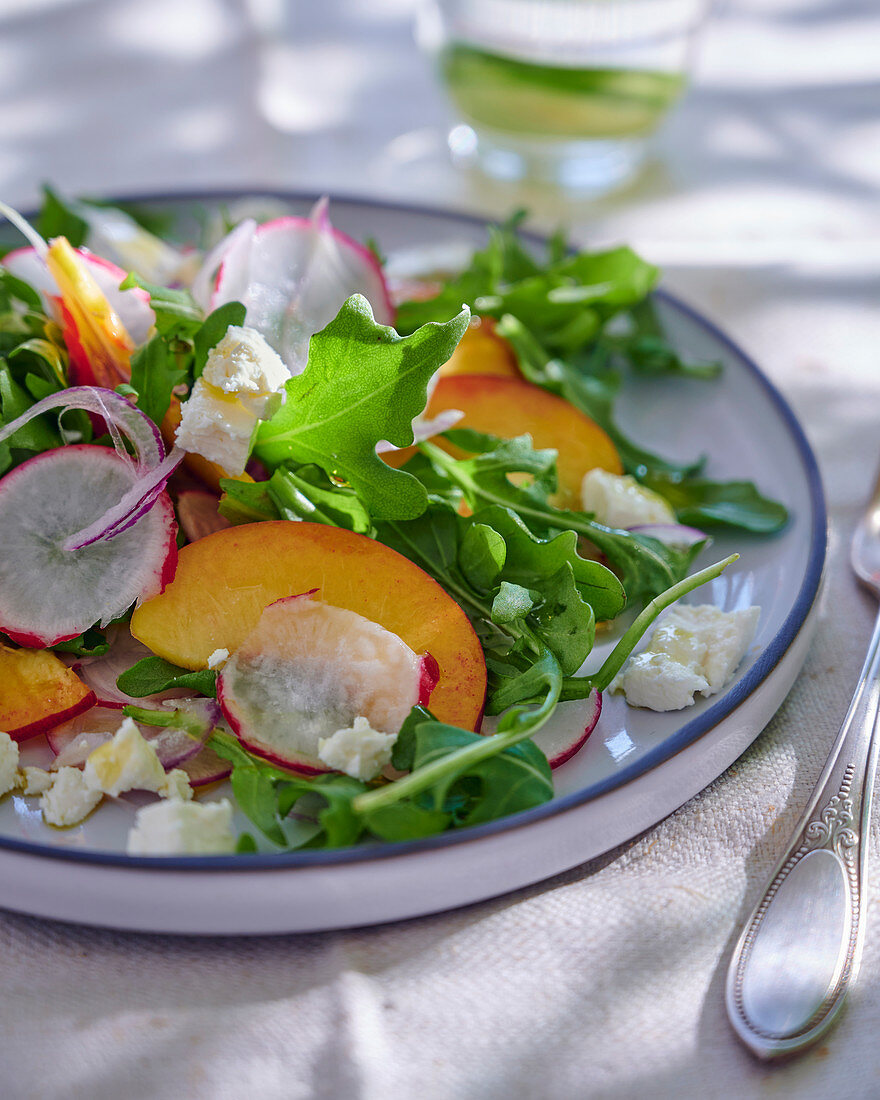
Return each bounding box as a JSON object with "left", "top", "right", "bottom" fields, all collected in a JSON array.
[{"left": 585, "top": 552, "right": 739, "bottom": 690}]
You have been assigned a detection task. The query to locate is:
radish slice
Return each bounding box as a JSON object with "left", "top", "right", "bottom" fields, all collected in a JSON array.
[
  {"left": 0, "top": 446, "right": 177, "bottom": 647},
  {"left": 48, "top": 699, "right": 219, "bottom": 771},
  {"left": 3, "top": 245, "right": 154, "bottom": 346},
  {"left": 181, "top": 743, "right": 233, "bottom": 787},
  {"left": 627, "top": 523, "right": 707, "bottom": 548},
  {"left": 204, "top": 199, "right": 395, "bottom": 375},
  {"left": 218, "top": 592, "right": 437, "bottom": 774},
  {"left": 72, "top": 625, "right": 190, "bottom": 708},
  {"left": 0, "top": 385, "right": 184, "bottom": 551},
  {"left": 530, "top": 690, "right": 602, "bottom": 769}
]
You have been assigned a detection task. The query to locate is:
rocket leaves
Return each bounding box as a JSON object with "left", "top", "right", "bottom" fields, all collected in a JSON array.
[{"left": 255, "top": 295, "right": 469, "bottom": 520}]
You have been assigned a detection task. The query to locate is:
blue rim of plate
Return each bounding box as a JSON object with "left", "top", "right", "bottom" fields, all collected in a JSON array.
[{"left": 0, "top": 190, "right": 827, "bottom": 871}]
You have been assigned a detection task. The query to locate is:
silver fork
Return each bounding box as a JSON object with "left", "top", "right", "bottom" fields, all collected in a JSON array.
[{"left": 726, "top": 472, "right": 880, "bottom": 1059}]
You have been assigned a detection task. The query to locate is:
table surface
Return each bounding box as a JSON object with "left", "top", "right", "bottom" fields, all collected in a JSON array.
[{"left": 2, "top": 1, "right": 880, "bottom": 1097}]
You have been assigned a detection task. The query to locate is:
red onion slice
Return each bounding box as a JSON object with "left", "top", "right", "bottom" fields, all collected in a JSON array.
[
  {"left": 48, "top": 698, "right": 220, "bottom": 771},
  {"left": 0, "top": 386, "right": 164, "bottom": 473},
  {"left": 62, "top": 445, "right": 185, "bottom": 550}
]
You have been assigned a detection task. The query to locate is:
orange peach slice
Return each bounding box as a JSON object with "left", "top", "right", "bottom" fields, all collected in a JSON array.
[
  {"left": 0, "top": 645, "right": 96, "bottom": 742},
  {"left": 386, "top": 374, "right": 621, "bottom": 509},
  {"left": 131, "top": 522, "right": 486, "bottom": 731},
  {"left": 438, "top": 316, "right": 520, "bottom": 380}
]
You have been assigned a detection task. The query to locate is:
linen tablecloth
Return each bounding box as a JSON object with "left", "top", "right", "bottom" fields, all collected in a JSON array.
[{"left": 2, "top": 1, "right": 880, "bottom": 1096}]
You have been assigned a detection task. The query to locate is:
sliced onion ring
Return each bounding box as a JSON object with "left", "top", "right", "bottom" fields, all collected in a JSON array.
[{"left": 0, "top": 386, "right": 163, "bottom": 472}]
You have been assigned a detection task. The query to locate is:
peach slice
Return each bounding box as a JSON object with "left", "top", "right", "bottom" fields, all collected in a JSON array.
[
  {"left": 385, "top": 374, "right": 622, "bottom": 509},
  {"left": 131, "top": 522, "right": 486, "bottom": 731},
  {"left": 0, "top": 645, "right": 96, "bottom": 742},
  {"left": 218, "top": 593, "right": 438, "bottom": 772},
  {"left": 438, "top": 316, "right": 520, "bottom": 380}
]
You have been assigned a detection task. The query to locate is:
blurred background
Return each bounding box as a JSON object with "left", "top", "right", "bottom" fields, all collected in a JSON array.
[
  {"left": 2, "top": 0, "right": 876, "bottom": 384},
  {"left": 0, "top": 0, "right": 876, "bottom": 246}
]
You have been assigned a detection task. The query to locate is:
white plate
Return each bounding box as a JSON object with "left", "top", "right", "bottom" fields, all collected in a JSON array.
[{"left": 0, "top": 193, "right": 826, "bottom": 934}]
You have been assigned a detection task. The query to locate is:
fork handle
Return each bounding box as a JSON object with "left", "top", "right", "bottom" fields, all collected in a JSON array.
[{"left": 726, "top": 605, "right": 880, "bottom": 1059}]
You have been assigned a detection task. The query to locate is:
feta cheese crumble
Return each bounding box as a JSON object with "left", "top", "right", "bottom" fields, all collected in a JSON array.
[
  {"left": 19, "top": 766, "right": 52, "bottom": 795},
  {"left": 581, "top": 469, "right": 675, "bottom": 529},
  {"left": 159, "top": 768, "right": 194, "bottom": 802},
  {"left": 82, "top": 717, "right": 167, "bottom": 797},
  {"left": 611, "top": 604, "right": 761, "bottom": 711},
  {"left": 318, "top": 716, "right": 398, "bottom": 781},
  {"left": 0, "top": 731, "right": 19, "bottom": 797},
  {"left": 40, "top": 767, "right": 102, "bottom": 827},
  {"left": 126, "top": 798, "right": 236, "bottom": 856},
  {"left": 174, "top": 324, "right": 289, "bottom": 475},
  {"left": 207, "top": 647, "right": 230, "bottom": 670}
]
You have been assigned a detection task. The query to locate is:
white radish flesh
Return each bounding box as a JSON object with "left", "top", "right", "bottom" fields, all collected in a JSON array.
[
  {"left": 530, "top": 690, "right": 602, "bottom": 769},
  {"left": 0, "top": 445, "right": 177, "bottom": 646},
  {"left": 207, "top": 200, "right": 395, "bottom": 375},
  {"left": 218, "top": 593, "right": 436, "bottom": 773}
]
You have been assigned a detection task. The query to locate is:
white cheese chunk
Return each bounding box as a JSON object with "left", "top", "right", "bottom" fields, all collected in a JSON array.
[
  {"left": 174, "top": 324, "right": 289, "bottom": 475},
  {"left": 174, "top": 380, "right": 259, "bottom": 475},
  {"left": 41, "top": 767, "right": 103, "bottom": 827},
  {"left": 19, "top": 765, "right": 52, "bottom": 795},
  {"left": 611, "top": 604, "right": 761, "bottom": 711},
  {"left": 0, "top": 731, "right": 19, "bottom": 797},
  {"left": 83, "top": 717, "right": 167, "bottom": 797},
  {"left": 317, "top": 715, "right": 398, "bottom": 781},
  {"left": 201, "top": 325, "right": 289, "bottom": 417},
  {"left": 159, "top": 768, "right": 194, "bottom": 802},
  {"left": 126, "top": 798, "right": 236, "bottom": 855},
  {"left": 581, "top": 468, "right": 675, "bottom": 528},
  {"left": 207, "top": 647, "right": 230, "bottom": 670}
]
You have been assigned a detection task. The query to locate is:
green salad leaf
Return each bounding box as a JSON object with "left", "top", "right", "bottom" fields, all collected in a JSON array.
[
  {"left": 116, "top": 656, "right": 217, "bottom": 699},
  {"left": 255, "top": 295, "right": 469, "bottom": 520}
]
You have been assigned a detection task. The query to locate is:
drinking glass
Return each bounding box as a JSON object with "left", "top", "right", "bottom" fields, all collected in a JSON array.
[{"left": 418, "top": 0, "right": 710, "bottom": 194}]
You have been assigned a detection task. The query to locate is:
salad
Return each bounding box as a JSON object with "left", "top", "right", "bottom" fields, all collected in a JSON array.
[{"left": 0, "top": 191, "right": 787, "bottom": 856}]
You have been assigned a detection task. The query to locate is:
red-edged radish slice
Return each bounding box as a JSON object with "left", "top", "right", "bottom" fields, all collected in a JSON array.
[
  {"left": 218, "top": 592, "right": 437, "bottom": 774},
  {"left": 205, "top": 199, "right": 395, "bottom": 374},
  {"left": 180, "top": 743, "right": 233, "bottom": 788},
  {"left": 530, "top": 690, "right": 602, "bottom": 769},
  {"left": 0, "top": 446, "right": 177, "bottom": 647},
  {"left": 0, "top": 386, "right": 184, "bottom": 553},
  {"left": 176, "top": 489, "right": 232, "bottom": 544},
  {"left": 48, "top": 699, "right": 219, "bottom": 771}
]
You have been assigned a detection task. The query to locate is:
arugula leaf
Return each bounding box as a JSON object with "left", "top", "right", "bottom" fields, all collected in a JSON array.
[
  {"left": 609, "top": 299, "right": 721, "bottom": 380},
  {"left": 209, "top": 730, "right": 292, "bottom": 846},
  {"left": 218, "top": 478, "right": 281, "bottom": 525},
  {"left": 256, "top": 295, "right": 469, "bottom": 520},
  {"left": 498, "top": 313, "right": 702, "bottom": 480},
  {"left": 129, "top": 334, "right": 188, "bottom": 426},
  {"left": 37, "top": 186, "right": 88, "bottom": 247},
  {"left": 642, "top": 473, "right": 789, "bottom": 533},
  {"left": 0, "top": 366, "right": 61, "bottom": 455},
  {"left": 48, "top": 628, "right": 109, "bottom": 657},
  {"left": 267, "top": 463, "right": 373, "bottom": 533},
  {"left": 116, "top": 656, "right": 217, "bottom": 699},
  {"left": 193, "top": 301, "right": 247, "bottom": 378},
  {"left": 420, "top": 436, "right": 694, "bottom": 607}
]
